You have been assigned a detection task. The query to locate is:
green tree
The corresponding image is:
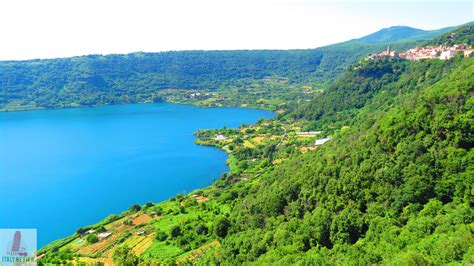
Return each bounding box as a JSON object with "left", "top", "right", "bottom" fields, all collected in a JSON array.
[
  {"left": 112, "top": 246, "right": 139, "bottom": 265},
  {"left": 128, "top": 204, "right": 141, "bottom": 212},
  {"left": 214, "top": 217, "right": 230, "bottom": 238},
  {"left": 86, "top": 234, "right": 99, "bottom": 244},
  {"left": 155, "top": 230, "right": 168, "bottom": 241},
  {"left": 170, "top": 225, "right": 182, "bottom": 238}
]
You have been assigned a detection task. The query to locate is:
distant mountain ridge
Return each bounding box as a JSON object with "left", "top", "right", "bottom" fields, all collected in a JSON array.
[{"left": 348, "top": 24, "right": 471, "bottom": 44}]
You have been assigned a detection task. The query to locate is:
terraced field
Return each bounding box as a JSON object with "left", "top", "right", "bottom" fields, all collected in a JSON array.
[{"left": 39, "top": 192, "right": 223, "bottom": 264}]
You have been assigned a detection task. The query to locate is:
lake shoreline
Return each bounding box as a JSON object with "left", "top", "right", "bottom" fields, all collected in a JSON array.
[
  {"left": 0, "top": 96, "right": 277, "bottom": 113},
  {"left": 1, "top": 103, "right": 273, "bottom": 248}
]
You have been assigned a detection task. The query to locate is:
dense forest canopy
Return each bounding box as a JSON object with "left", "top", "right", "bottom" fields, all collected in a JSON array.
[{"left": 211, "top": 57, "right": 473, "bottom": 264}]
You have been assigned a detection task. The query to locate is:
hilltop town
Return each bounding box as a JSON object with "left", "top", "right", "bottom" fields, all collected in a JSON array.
[{"left": 367, "top": 44, "right": 474, "bottom": 61}]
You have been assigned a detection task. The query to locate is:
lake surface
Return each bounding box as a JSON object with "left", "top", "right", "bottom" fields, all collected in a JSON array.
[{"left": 0, "top": 103, "right": 273, "bottom": 247}]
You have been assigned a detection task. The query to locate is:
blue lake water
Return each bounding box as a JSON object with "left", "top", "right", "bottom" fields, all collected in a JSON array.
[{"left": 0, "top": 103, "right": 273, "bottom": 247}]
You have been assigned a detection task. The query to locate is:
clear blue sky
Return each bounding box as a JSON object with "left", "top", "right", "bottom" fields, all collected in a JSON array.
[{"left": 0, "top": 0, "right": 471, "bottom": 60}]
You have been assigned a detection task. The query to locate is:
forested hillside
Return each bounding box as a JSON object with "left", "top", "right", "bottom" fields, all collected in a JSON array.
[
  {"left": 0, "top": 40, "right": 420, "bottom": 111},
  {"left": 206, "top": 57, "right": 473, "bottom": 264},
  {"left": 427, "top": 24, "right": 474, "bottom": 46},
  {"left": 290, "top": 55, "right": 467, "bottom": 131}
]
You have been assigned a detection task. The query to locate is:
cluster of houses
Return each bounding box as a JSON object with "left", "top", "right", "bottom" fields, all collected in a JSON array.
[{"left": 367, "top": 44, "right": 474, "bottom": 61}]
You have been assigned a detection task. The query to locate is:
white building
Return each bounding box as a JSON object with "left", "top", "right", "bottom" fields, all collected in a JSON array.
[
  {"left": 315, "top": 137, "right": 332, "bottom": 146},
  {"left": 296, "top": 131, "right": 322, "bottom": 136},
  {"left": 214, "top": 134, "right": 228, "bottom": 141},
  {"left": 439, "top": 50, "right": 459, "bottom": 60},
  {"left": 98, "top": 232, "right": 112, "bottom": 240},
  {"left": 464, "top": 49, "right": 474, "bottom": 58}
]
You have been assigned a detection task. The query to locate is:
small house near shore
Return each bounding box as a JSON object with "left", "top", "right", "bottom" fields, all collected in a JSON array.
[
  {"left": 214, "top": 134, "right": 228, "bottom": 141},
  {"left": 98, "top": 232, "right": 112, "bottom": 240}
]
